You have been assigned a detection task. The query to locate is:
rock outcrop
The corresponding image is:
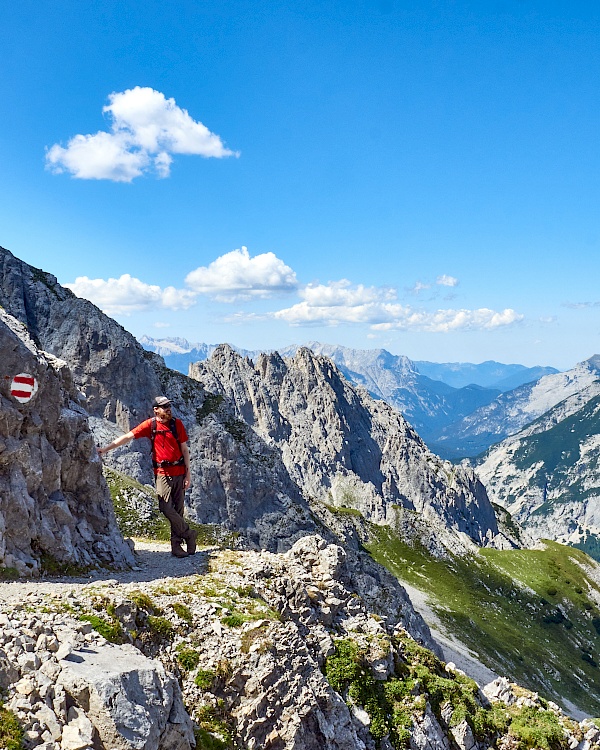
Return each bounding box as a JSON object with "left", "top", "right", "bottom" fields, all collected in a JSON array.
[
  {"left": 0, "top": 309, "right": 134, "bottom": 574},
  {"left": 1, "top": 537, "right": 597, "bottom": 750},
  {"left": 189, "top": 345, "right": 504, "bottom": 551},
  {"left": 0, "top": 608, "right": 194, "bottom": 750}
]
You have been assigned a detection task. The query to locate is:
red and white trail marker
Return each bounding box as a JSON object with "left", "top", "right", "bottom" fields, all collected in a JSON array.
[{"left": 10, "top": 373, "right": 38, "bottom": 404}]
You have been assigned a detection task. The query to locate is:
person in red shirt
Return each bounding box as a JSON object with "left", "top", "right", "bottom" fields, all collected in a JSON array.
[{"left": 98, "top": 396, "right": 198, "bottom": 558}]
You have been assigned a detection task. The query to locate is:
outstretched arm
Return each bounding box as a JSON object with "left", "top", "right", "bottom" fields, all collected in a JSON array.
[
  {"left": 181, "top": 442, "right": 191, "bottom": 489},
  {"left": 98, "top": 431, "right": 135, "bottom": 455}
]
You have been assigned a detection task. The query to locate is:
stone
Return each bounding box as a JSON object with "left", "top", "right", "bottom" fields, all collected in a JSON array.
[
  {"left": 189, "top": 344, "right": 501, "bottom": 551},
  {"left": 57, "top": 641, "right": 194, "bottom": 750},
  {"left": 61, "top": 708, "right": 95, "bottom": 750}
]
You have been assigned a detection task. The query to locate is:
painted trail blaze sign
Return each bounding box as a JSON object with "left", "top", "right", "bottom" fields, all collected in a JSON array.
[{"left": 10, "top": 373, "right": 38, "bottom": 403}]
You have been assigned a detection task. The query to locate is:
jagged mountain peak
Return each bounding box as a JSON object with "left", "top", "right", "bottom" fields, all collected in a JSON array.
[{"left": 192, "top": 344, "right": 505, "bottom": 552}]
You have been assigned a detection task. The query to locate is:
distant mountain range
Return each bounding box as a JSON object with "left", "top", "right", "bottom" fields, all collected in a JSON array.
[
  {"left": 431, "top": 355, "right": 600, "bottom": 458},
  {"left": 139, "top": 335, "right": 559, "bottom": 457},
  {"left": 141, "top": 331, "right": 600, "bottom": 562}
]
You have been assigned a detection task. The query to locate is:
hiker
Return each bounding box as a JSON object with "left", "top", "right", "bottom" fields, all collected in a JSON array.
[{"left": 98, "top": 396, "right": 198, "bottom": 558}]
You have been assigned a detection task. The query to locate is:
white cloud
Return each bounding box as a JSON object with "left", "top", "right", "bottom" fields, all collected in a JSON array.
[
  {"left": 65, "top": 274, "right": 196, "bottom": 315},
  {"left": 185, "top": 246, "right": 298, "bottom": 301},
  {"left": 46, "top": 86, "right": 238, "bottom": 182},
  {"left": 436, "top": 275, "right": 459, "bottom": 287},
  {"left": 411, "top": 281, "right": 431, "bottom": 294},
  {"left": 270, "top": 280, "right": 523, "bottom": 331}
]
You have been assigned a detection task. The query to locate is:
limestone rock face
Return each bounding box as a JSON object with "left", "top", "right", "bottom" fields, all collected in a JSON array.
[
  {"left": 0, "top": 246, "right": 161, "bottom": 432},
  {"left": 190, "top": 345, "right": 502, "bottom": 549},
  {"left": 0, "top": 609, "right": 193, "bottom": 750},
  {"left": 0, "top": 309, "right": 134, "bottom": 574},
  {"left": 474, "top": 381, "right": 600, "bottom": 549}
]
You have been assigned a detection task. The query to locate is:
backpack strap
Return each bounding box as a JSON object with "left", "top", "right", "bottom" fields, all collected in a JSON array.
[{"left": 151, "top": 417, "right": 185, "bottom": 470}]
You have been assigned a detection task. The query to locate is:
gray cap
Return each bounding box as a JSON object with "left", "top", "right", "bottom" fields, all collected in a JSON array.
[{"left": 152, "top": 396, "right": 172, "bottom": 408}]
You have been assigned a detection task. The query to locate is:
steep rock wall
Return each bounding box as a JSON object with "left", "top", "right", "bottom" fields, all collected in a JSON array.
[{"left": 0, "top": 309, "right": 134, "bottom": 574}]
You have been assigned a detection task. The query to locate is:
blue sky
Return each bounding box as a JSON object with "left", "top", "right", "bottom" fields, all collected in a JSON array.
[{"left": 1, "top": 0, "right": 599, "bottom": 369}]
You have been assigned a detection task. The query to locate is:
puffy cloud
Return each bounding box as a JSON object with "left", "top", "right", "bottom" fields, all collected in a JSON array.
[
  {"left": 185, "top": 246, "right": 298, "bottom": 302},
  {"left": 46, "top": 87, "right": 238, "bottom": 181},
  {"left": 271, "top": 280, "right": 523, "bottom": 331},
  {"left": 436, "top": 275, "right": 459, "bottom": 287},
  {"left": 65, "top": 274, "right": 196, "bottom": 315}
]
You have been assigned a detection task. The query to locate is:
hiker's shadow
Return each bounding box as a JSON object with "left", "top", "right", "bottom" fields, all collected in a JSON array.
[{"left": 122, "top": 545, "right": 214, "bottom": 583}]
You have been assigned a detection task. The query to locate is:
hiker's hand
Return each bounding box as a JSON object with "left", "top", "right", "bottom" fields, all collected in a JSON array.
[{"left": 184, "top": 473, "right": 191, "bottom": 490}]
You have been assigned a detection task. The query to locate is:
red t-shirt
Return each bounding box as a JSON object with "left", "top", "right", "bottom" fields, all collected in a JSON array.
[{"left": 132, "top": 418, "right": 189, "bottom": 476}]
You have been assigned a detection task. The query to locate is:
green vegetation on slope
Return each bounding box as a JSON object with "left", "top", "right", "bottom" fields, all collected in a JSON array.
[
  {"left": 104, "top": 466, "right": 231, "bottom": 545},
  {"left": 365, "top": 526, "right": 600, "bottom": 716},
  {"left": 325, "top": 633, "right": 577, "bottom": 750},
  {"left": 0, "top": 705, "right": 24, "bottom": 750}
]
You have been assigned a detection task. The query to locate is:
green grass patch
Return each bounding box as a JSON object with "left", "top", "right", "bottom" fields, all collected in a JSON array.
[
  {"left": 195, "top": 669, "right": 216, "bottom": 690},
  {"left": 176, "top": 644, "right": 201, "bottom": 671},
  {"left": 79, "top": 614, "right": 124, "bottom": 643},
  {"left": 365, "top": 526, "right": 600, "bottom": 716},
  {"left": 171, "top": 602, "right": 193, "bottom": 622},
  {"left": 194, "top": 726, "right": 229, "bottom": 750},
  {"left": 324, "top": 634, "right": 519, "bottom": 749},
  {"left": 38, "top": 551, "right": 90, "bottom": 577},
  {"left": 221, "top": 612, "right": 248, "bottom": 628},
  {"left": 508, "top": 706, "right": 567, "bottom": 750},
  {"left": 323, "top": 503, "right": 363, "bottom": 517},
  {"left": 147, "top": 615, "right": 174, "bottom": 638},
  {"left": 195, "top": 702, "right": 234, "bottom": 749},
  {"left": 128, "top": 591, "right": 161, "bottom": 614},
  {"left": 104, "top": 467, "right": 171, "bottom": 540},
  {"left": 0, "top": 705, "right": 24, "bottom": 750},
  {"left": 0, "top": 567, "right": 19, "bottom": 581}
]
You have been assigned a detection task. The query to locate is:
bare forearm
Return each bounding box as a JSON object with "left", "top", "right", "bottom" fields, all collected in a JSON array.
[
  {"left": 181, "top": 443, "right": 191, "bottom": 487},
  {"left": 98, "top": 432, "right": 135, "bottom": 455}
]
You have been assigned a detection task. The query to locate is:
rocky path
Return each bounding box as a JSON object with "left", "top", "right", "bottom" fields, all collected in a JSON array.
[{"left": 0, "top": 540, "right": 214, "bottom": 604}]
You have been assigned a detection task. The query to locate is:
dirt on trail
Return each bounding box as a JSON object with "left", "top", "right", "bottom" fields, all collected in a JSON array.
[{"left": 0, "top": 540, "right": 214, "bottom": 605}]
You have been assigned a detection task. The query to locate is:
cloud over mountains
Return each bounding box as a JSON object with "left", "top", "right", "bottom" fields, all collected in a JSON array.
[
  {"left": 65, "top": 247, "right": 523, "bottom": 334},
  {"left": 46, "top": 87, "right": 238, "bottom": 181}
]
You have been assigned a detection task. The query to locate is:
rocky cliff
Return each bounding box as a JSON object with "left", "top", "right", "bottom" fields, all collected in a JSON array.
[
  {"left": 0, "top": 308, "right": 134, "bottom": 574},
  {"left": 434, "top": 356, "right": 600, "bottom": 458},
  {"left": 474, "top": 381, "right": 600, "bottom": 556},
  {"left": 189, "top": 345, "right": 506, "bottom": 552}
]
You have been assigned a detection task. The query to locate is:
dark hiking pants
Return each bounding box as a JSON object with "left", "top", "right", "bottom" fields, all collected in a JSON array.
[{"left": 156, "top": 474, "right": 192, "bottom": 544}]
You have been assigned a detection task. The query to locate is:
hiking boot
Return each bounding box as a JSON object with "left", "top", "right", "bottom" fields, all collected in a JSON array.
[
  {"left": 171, "top": 542, "right": 188, "bottom": 558},
  {"left": 186, "top": 529, "right": 199, "bottom": 556}
]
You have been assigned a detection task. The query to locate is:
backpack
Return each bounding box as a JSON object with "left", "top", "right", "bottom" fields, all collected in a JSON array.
[{"left": 150, "top": 417, "right": 185, "bottom": 470}]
